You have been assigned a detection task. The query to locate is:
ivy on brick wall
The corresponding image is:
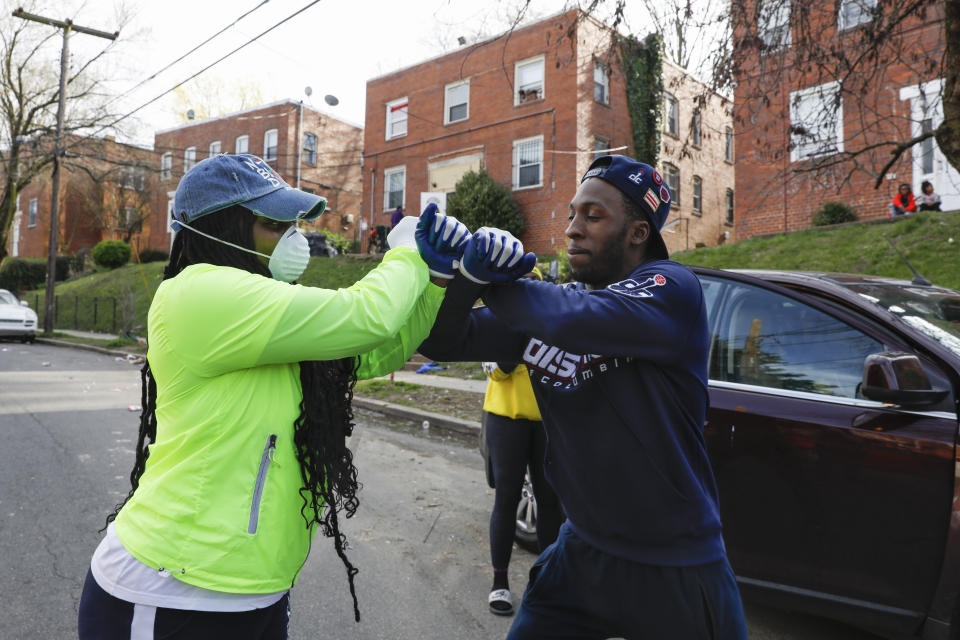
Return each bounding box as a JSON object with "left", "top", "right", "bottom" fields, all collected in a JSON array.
[{"left": 617, "top": 33, "right": 663, "bottom": 166}]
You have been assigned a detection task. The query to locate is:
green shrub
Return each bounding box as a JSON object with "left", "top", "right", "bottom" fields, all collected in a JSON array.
[
  {"left": 323, "top": 231, "right": 352, "bottom": 255},
  {"left": 137, "top": 248, "right": 169, "bottom": 263},
  {"left": 446, "top": 169, "right": 525, "bottom": 237},
  {"left": 813, "top": 201, "right": 858, "bottom": 226},
  {"left": 92, "top": 240, "right": 132, "bottom": 269},
  {"left": 0, "top": 258, "right": 46, "bottom": 292}
]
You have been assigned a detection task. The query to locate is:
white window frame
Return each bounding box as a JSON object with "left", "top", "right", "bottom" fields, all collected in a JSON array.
[
  {"left": 692, "top": 175, "right": 703, "bottom": 214},
  {"left": 665, "top": 93, "right": 679, "bottom": 136},
  {"left": 384, "top": 165, "right": 406, "bottom": 211},
  {"left": 235, "top": 135, "right": 249, "bottom": 154},
  {"left": 444, "top": 80, "right": 470, "bottom": 125},
  {"left": 28, "top": 198, "right": 37, "bottom": 227},
  {"left": 385, "top": 97, "right": 408, "bottom": 140},
  {"left": 209, "top": 140, "right": 221, "bottom": 157},
  {"left": 514, "top": 55, "right": 545, "bottom": 106},
  {"left": 838, "top": 0, "right": 876, "bottom": 30},
  {"left": 594, "top": 62, "right": 610, "bottom": 105},
  {"left": 184, "top": 146, "right": 197, "bottom": 173},
  {"left": 664, "top": 163, "right": 680, "bottom": 206},
  {"left": 120, "top": 205, "right": 139, "bottom": 230},
  {"left": 263, "top": 129, "right": 278, "bottom": 162},
  {"left": 303, "top": 132, "right": 317, "bottom": 165},
  {"left": 160, "top": 152, "right": 172, "bottom": 180},
  {"left": 512, "top": 135, "right": 544, "bottom": 190},
  {"left": 121, "top": 166, "right": 145, "bottom": 191},
  {"left": 789, "top": 80, "right": 843, "bottom": 162},
  {"left": 725, "top": 127, "right": 734, "bottom": 163},
  {"left": 758, "top": 0, "right": 791, "bottom": 50},
  {"left": 691, "top": 111, "right": 702, "bottom": 147}
]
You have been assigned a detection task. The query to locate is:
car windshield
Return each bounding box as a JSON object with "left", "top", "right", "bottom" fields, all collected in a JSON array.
[
  {"left": 841, "top": 282, "right": 960, "bottom": 357},
  {"left": 0, "top": 291, "right": 16, "bottom": 305}
]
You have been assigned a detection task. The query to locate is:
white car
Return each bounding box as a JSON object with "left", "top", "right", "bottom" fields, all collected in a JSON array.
[{"left": 0, "top": 289, "right": 37, "bottom": 342}]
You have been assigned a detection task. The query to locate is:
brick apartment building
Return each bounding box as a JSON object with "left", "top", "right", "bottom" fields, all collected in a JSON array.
[
  {"left": 362, "top": 10, "right": 734, "bottom": 257},
  {"left": 151, "top": 100, "right": 364, "bottom": 252},
  {"left": 5, "top": 136, "right": 156, "bottom": 259},
  {"left": 733, "top": 0, "right": 955, "bottom": 238}
]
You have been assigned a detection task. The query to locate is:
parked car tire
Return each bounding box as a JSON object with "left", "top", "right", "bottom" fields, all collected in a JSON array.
[{"left": 514, "top": 472, "right": 539, "bottom": 553}]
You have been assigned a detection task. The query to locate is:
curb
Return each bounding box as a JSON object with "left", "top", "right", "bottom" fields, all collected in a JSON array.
[
  {"left": 352, "top": 396, "right": 480, "bottom": 436},
  {"left": 35, "top": 337, "right": 139, "bottom": 359}
]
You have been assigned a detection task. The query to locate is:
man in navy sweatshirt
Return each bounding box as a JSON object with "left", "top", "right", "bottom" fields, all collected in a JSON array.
[{"left": 420, "top": 154, "right": 747, "bottom": 639}]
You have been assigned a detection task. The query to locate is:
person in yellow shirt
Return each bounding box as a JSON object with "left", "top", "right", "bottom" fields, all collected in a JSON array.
[{"left": 482, "top": 270, "right": 562, "bottom": 617}]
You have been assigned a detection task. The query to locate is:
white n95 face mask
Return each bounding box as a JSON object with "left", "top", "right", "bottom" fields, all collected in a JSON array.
[
  {"left": 175, "top": 221, "right": 311, "bottom": 283},
  {"left": 266, "top": 226, "right": 311, "bottom": 283}
]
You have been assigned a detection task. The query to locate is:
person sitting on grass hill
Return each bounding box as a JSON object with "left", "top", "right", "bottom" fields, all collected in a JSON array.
[{"left": 889, "top": 183, "right": 917, "bottom": 217}]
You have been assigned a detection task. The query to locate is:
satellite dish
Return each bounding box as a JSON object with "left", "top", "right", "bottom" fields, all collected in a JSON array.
[
  {"left": 186, "top": 109, "right": 195, "bottom": 120},
  {"left": 324, "top": 94, "right": 339, "bottom": 106},
  {"left": 304, "top": 86, "right": 313, "bottom": 97}
]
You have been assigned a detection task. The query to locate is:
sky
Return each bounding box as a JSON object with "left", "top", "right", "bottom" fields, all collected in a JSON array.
[{"left": 30, "top": 0, "right": 649, "bottom": 148}]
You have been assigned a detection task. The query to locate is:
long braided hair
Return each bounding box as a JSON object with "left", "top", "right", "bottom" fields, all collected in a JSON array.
[{"left": 105, "top": 205, "right": 363, "bottom": 620}]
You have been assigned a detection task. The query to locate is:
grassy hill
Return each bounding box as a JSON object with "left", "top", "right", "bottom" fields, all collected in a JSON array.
[
  {"left": 673, "top": 210, "right": 960, "bottom": 289},
  {"left": 20, "top": 209, "right": 959, "bottom": 334}
]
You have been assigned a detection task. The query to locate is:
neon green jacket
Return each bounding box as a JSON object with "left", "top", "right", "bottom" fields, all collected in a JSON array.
[{"left": 114, "top": 247, "right": 443, "bottom": 594}]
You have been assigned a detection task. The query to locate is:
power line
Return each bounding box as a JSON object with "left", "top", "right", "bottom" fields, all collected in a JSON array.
[
  {"left": 103, "top": 0, "right": 272, "bottom": 111},
  {"left": 62, "top": 0, "right": 325, "bottom": 154}
]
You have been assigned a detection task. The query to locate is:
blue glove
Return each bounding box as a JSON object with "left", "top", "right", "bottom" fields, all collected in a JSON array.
[
  {"left": 458, "top": 227, "right": 537, "bottom": 284},
  {"left": 415, "top": 203, "right": 470, "bottom": 279}
]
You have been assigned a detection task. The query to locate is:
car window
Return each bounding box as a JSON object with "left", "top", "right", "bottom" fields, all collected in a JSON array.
[
  {"left": 0, "top": 291, "right": 16, "bottom": 305},
  {"left": 707, "top": 280, "right": 882, "bottom": 398}
]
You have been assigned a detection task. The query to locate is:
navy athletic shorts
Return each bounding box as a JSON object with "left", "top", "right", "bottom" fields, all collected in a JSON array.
[{"left": 506, "top": 523, "right": 748, "bottom": 640}]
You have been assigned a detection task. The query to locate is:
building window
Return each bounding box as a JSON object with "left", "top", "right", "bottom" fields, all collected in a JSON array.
[
  {"left": 184, "top": 146, "right": 197, "bottom": 173},
  {"left": 665, "top": 93, "right": 679, "bottom": 136},
  {"left": 758, "top": 0, "right": 791, "bottom": 50},
  {"left": 725, "top": 189, "right": 734, "bottom": 225},
  {"left": 28, "top": 198, "right": 37, "bottom": 227},
  {"left": 789, "top": 81, "right": 843, "bottom": 162},
  {"left": 121, "top": 166, "right": 146, "bottom": 191},
  {"left": 386, "top": 97, "right": 408, "bottom": 140},
  {"left": 725, "top": 127, "right": 734, "bottom": 163},
  {"left": 444, "top": 80, "right": 469, "bottom": 124},
  {"left": 120, "top": 206, "right": 141, "bottom": 232},
  {"left": 263, "top": 129, "right": 278, "bottom": 162},
  {"left": 384, "top": 166, "right": 405, "bottom": 210},
  {"left": 303, "top": 132, "right": 317, "bottom": 165},
  {"left": 664, "top": 163, "right": 680, "bottom": 206},
  {"left": 209, "top": 140, "right": 221, "bottom": 157},
  {"left": 692, "top": 176, "right": 703, "bottom": 214},
  {"left": 593, "top": 137, "right": 610, "bottom": 158},
  {"left": 515, "top": 55, "right": 545, "bottom": 105},
  {"left": 594, "top": 62, "right": 609, "bottom": 105},
  {"left": 235, "top": 135, "right": 249, "bottom": 154},
  {"left": 838, "top": 0, "right": 876, "bottom": 30},
  {"left": 512, "top": 136, "right": 543, "bottom": 189},
  {"left": 160, "top": 152, "right": 172, "bottom": 180},
  {"left": 691, "top": 111, "right": 702, "bottom": 147}
]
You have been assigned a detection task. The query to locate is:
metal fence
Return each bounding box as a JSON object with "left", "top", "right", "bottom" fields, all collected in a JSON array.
[{"left": 28, "top": 294, "right": 130, "bottom": 334}]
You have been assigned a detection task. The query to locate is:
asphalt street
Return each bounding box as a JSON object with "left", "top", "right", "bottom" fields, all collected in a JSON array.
[{"left": 0, "top": 343, "right": 883, "bottom": 639}]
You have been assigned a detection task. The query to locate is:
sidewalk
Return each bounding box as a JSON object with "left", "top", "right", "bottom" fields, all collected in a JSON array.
[
  {"left": 58, "top": 329, "right": 120, "bottom": 340},
  {"left": 377, "top": 369, "right": 487, "bottom": 393}
]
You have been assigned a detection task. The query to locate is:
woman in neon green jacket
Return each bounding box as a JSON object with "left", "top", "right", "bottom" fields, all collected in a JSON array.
[{"left": 77, "top": 154, "right": 474, "bottom": 639}]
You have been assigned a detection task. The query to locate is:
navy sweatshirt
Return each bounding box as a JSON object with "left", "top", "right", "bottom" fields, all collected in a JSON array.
[{"left": 420, "top": 260, "right": 725, "bottom": 566}]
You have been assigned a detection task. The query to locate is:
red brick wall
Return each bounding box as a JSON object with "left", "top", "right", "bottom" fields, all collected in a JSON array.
[
  {"left": 363, "top": 10, "right": 608, "bottom": 256},
  {"left": 733, "top": 2, "right": 946, "bottom": 240}
]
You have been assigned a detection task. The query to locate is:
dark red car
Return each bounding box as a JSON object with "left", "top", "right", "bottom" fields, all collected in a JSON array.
[{"left": 694, "top": 268, "right": 960, "bottom": 639}]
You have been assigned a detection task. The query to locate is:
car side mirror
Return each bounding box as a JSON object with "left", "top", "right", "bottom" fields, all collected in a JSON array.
[
  {"left": 861, "top": 351, "right": 949, "bottom": 408},
  {"left": 19, "top": 300, "right": 29, "bottom": 307}
]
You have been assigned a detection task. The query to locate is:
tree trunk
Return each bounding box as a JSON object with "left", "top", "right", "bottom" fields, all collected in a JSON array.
[
  {"left": 936, "top": 0, "right": 960, "bottom": 170},
  {"left": 0, "top": 179, "right": 18, "bottom": 262}
]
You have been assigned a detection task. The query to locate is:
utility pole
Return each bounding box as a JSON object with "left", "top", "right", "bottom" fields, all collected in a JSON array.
[{"left": 12, "top": 8, "right": 118, "bottom": 334}]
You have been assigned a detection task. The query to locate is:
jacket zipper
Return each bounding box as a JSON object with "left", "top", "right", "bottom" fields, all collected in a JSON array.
[{"left": 248, "top": 434, "right": 277, "bottom": 534}]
